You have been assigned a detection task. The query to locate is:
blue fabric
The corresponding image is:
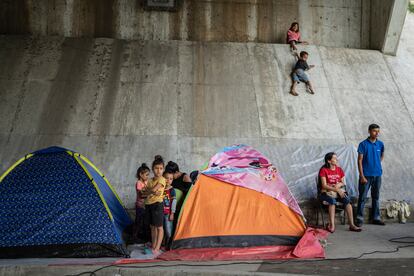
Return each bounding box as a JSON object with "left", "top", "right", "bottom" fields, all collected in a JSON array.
[
  {"left": 357, "top": 138, "right": 384, "bottom": 176},
  {"left": 203, "top": 167, "right": 256, "bottom": 175},
  {"left": 0, "top": 150, "right": 130, "bottom": 247},
  {"left": 79, "top": 158, "right": 132, "bottom": 239},
  {"left": 319, "top": 193, "right": 351, "bottom": 206},
  {"left": 357, "top": 176, "right": 382, "bottom": 222},
  {"left": 32, "top": 146, "right": 72, "bottom": 155},
  {"left": 220, "top": 144, "right": 245, "bottom": 153},
  {"left": 292, "top": 69, "right": 309, "bottom": 83},
  {"left": 163, "top": 214, "right": 173, "bottom": 242}
]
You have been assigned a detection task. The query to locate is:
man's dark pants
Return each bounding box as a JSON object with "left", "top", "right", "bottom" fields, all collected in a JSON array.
[{"left": 356, "top": 176, "right": 382, "bottom": 224}]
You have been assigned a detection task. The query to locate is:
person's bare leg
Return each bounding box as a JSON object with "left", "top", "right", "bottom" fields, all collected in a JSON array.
[
  {"left": 155, "top": 227, "right": 164, "bottom": 251},
  {"left": 150, "top": 226, "right": 156, "bottom": 249},
  {"left": 306, "top": 81, "right": 315, "bottom": 94},
  {"left": 328, "top": 205, "right": 335, "bottom": 231},
  {"left": 290, "top": 41, "right": 297, "bottom": 51},
  {"left": 346, "top": 204, "right": 361, "bottom": 230},
  {"left": 290, "top": 81, "right": 299, "bottom": 96}
]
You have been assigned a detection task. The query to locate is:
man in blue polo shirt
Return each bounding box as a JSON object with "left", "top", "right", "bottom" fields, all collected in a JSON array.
[{"left": 356, "top": 124, "right": 385, "bottom": 227}]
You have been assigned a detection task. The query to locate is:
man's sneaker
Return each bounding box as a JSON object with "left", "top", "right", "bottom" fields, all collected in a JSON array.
[
  {"left": 372, "top": 220, "right": 386, "bottom": 226},
  {"left": 355, "top": 220, "right": 363, "bottom": 227}
]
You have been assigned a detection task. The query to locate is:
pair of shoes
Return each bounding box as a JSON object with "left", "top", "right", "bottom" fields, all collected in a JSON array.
[
  {"left": 372, "top": 220, "right": 386, "bottom": 225},
  {"left": 349, "top": 226, "right": 362, "bottom": 232}
]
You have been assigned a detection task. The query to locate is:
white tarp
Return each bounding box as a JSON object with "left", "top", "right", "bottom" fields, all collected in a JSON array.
[{"left": 267, "top": 144, "right": 359, "bottom": 202}]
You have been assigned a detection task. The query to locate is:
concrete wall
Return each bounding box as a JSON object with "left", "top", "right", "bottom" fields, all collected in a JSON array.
[
  {"left": 369, "top": 0, "right": 395, "bottom": 50},
  {"left": 0, "top": 0, "right": 374, "bottom": 49},
  {"left": 1, "top": 13, "right": 414, "bottom": 210}
]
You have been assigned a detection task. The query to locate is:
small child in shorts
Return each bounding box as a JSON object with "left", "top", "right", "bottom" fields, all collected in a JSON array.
[{"left": 290, "top": 51, "right": 315, "bottom": 96}]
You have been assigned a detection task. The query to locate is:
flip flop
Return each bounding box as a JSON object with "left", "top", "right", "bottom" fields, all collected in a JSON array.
[{"left": 349, "top": 226, "right": 362, "bottom": 232}]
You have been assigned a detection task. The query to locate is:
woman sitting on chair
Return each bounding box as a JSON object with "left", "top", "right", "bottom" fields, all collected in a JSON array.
[{"left": 319, "top": 152, "right": 362, "bottom": 233}]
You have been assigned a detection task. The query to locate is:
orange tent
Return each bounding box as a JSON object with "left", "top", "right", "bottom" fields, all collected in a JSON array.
[{"left": 173, "top": 174, "right": 306, "bottom": 249}]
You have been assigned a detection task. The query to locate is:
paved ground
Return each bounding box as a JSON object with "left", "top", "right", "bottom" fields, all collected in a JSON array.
[{"left": 1, "top": 223, "right": 413, "bottom": 275}]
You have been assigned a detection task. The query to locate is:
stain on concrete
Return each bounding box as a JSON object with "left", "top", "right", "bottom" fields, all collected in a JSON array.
[
  {"left": 214, "top": 1, "right": 249, "bottom": 42},
  {"left": 192, "top": 42, "right": 206, "bottom": 137},
  {"left": 93, "top": 39, "right": 125, "bottom": 151},
  {"left": 71, "top": 0, "right": 115, "bottom": 38},
  {"left": 94, "top": 0, "right": 116, "bottom": 38},
  {"left": 37, "top": 38, "right": 94, "bottom": 136},
  {"left": 5, "top": 37, "right": 38, "bottom": 142},
  {"left": 0, "top": 0, "right": 30, "bottom": 34},
  {"left": 186, "top": 0, "right": 207, "bottom": 42},
  {"left": 257, "top": 1, "right": 276, "bottom": 43},
  {"left": 168, "top": 2, "right": 182, "bottom": 40}
]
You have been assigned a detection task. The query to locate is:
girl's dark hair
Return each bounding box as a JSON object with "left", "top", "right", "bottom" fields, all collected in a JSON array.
[
  {"left": 323, "top": 152, "right": 336, "bottom": 169},
  {"left": 165, "top": 161, "right": 179, "bottom": 173},
  {"left": 136, "top": 163, "right": 150, "bottom": 178},
  {"left": 152, "top": 155, "right": 164, "bottom": 169},
  {"left": 290, "top": 22, "right": 299, "bottom": 32},
  {"left": 163, "top": 170, "right": 173, "bottom": 177}
]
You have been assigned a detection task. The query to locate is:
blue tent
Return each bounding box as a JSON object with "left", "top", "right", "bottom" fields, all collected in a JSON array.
[{"left": 0, "top": 146, "right": 133, "bottom": 258}]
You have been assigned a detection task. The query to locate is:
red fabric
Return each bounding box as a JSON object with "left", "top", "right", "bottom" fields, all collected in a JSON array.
[
  {"left": 114, "top": 227, "right": 329, "bottom": 264},
  {"left": 158, "top": 246, "right": 296, "bottom": 261},
  {"left": 292, "top": 227, "right": 329, "bottom": 258},
  {"left": 115, "top": 258, "right": 162, "bottom": 264},
  {"left": 319, "top": 167, "right": 345, "bottom": 187},
  {"left": 158, "top": 228, "right": 328, "bottom": 261}
]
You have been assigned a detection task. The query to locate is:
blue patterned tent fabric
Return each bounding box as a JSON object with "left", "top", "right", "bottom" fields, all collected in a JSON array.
[{"left": 0, "top": 146, "right": 132, "bottom": 258}]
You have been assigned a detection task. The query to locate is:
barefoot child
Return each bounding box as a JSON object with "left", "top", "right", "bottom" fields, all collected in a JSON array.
[
  {"left": 162, "top": 171, "right": 176, "bottom": 250},
  {"left": 143, "top": 155, "right": 166, "bottom": 257},
  {"left": 290, "top": 51, "right": 315, "bottom": 96},
  {"left": 134, "top": 163, "right": 150, "bottom": 242},
  {"left": 286, "top": 22, "right": 308, "bottom": 52}
]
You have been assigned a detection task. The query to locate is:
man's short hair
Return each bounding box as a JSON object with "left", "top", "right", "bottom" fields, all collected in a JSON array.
[
  {"left": 368, "top": 124, "right": 380, "bottom": 131},
  {"left": 300, "top": 51, "right": 308, "bottom": 58}
]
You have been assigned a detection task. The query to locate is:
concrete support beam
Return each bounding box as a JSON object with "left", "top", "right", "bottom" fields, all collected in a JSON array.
[{"left": 382, "top": 0, "right": 408, "bottom": 55}]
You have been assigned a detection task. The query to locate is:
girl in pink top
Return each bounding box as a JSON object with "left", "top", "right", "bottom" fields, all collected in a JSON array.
[
  {"left": 286, "top": 22, "right": 308, "bottom": 51},
  {"left": 134, "top": 163, "right": 150, "bottom": 242}
]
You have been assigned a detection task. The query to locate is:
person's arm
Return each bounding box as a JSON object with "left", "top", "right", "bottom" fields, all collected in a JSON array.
[
  {"left": 169, "top": 197, "right": 177, "bottom": 221},
  {"left": 335, "top": 176, "right": 346, "bottom": 189},
  {"left": 183, "top": 174, "right": 192, "bottom": 183},
  {"left": 321, "top": 176, "right": 340, "bottom": 192},
  {"left": 358, "top": 153, "right": 368, "bottom": 184},
  {"left": 381, "top": 144, "right": 385, "bottom": 162},
  {"left": 294, "top": 52, "right": 300, "bottom": 60}
]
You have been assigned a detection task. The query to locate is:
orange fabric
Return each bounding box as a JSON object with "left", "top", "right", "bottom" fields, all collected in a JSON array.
[{"left": 174, "top": 174, "right": 305, "bottom": 241}]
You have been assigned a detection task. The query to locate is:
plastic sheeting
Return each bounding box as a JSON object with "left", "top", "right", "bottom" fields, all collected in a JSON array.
[
  {"left": 203, "top": 144, "right": 303, "bottom": 216},
  {"left": 265, "top": 144, "right": 359, "bottom": 202}
]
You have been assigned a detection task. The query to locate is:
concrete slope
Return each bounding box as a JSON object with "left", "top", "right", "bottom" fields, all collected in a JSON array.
[{"left": 1, "top": 15, "right": 414, "bottom": 209}]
